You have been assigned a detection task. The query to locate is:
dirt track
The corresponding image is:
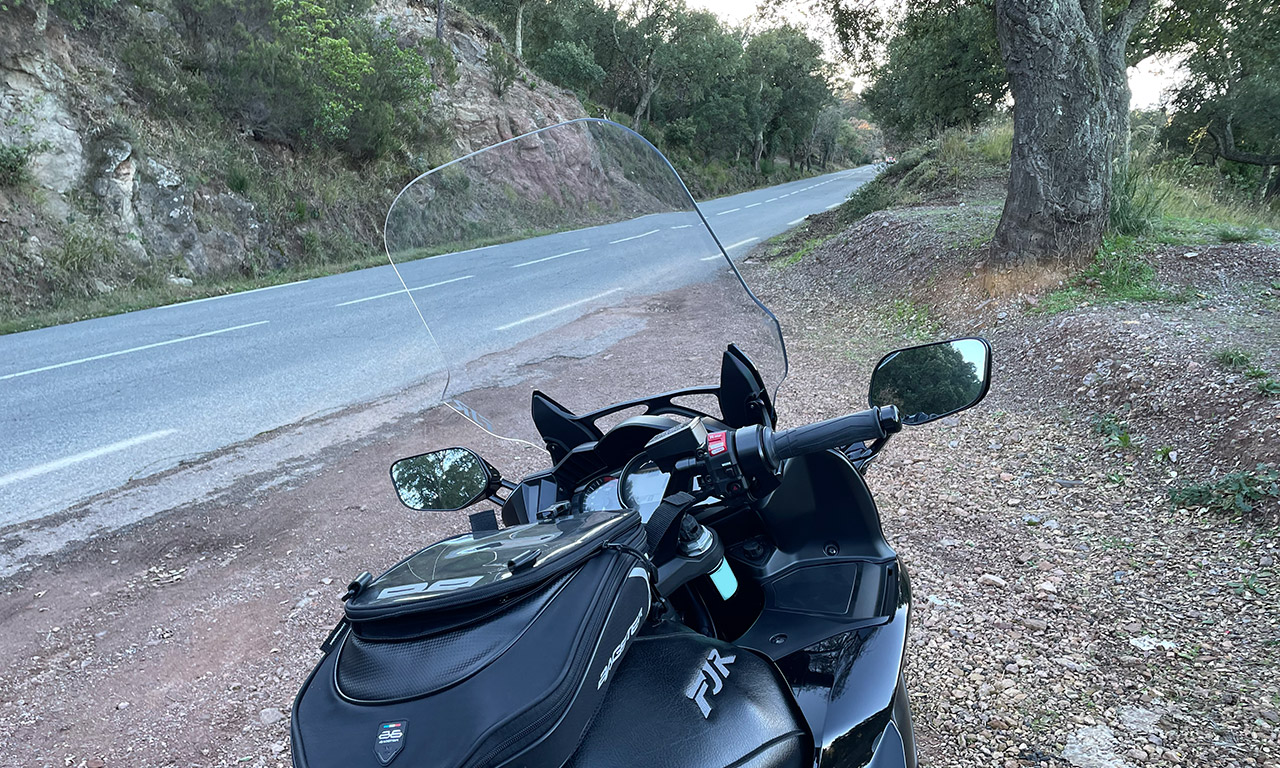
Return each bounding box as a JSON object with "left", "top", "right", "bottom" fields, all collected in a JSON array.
[{"left": 2, "top": 245, "right": 1278, "bottom": 767}]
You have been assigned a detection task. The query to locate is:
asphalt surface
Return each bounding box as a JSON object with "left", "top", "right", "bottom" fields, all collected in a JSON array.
[{"left": 0, "top": 165, "right": 874, "bottom": 527}]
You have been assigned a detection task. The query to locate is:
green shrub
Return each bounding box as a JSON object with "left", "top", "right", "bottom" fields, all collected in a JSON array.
[
  {"left": 489, "top": 46, "right": 519, "bottom": 97},
  {"left": 1213, "top": 347, "right": 1252, "bottom": 369},
  {"left": 1171, "top": 465, "right": 1280, "bottom": 515},
  {"left": 837, "top": 178, "right": 903, "bottom": 223},
  {"left": 0, "top": 142, "right": 36, "bottom": 186},
  {"left": 1216, "top": 223, "right": 1262, "bottom": 243},
  {"left": 536, "top": 40, "right": 605, "bottom": 93}
]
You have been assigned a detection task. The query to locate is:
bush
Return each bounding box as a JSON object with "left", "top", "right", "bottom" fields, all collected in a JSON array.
[
  {"left": 489, "top": 46, "right": 519, "bottom": 97},
  {"left": 1171, "top": 464, "right": 1280, "bottom": 515},
  {"left": 837, "top": 177, "right": 903, "bottom": 223},
  {"left": 536, "top": 40, "right": 605, "bottom": 93},
  {"left": 0, "top": 142, "right": 37, "bottom": 186}
]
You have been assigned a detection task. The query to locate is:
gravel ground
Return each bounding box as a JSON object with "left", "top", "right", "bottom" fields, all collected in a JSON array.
[
  {"left": 0, "top": 214, "right": 1276, "bottom": 768},
  {"left": 755, "top": 210, "right": 1280, "bottom": 768}
]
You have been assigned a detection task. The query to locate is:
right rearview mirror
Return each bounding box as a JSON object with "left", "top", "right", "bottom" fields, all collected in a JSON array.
[
  {"left": 869, "top": 338, "right": 991, "bottom": 426},
  {"left": 390, "top": 447, "right": 498, "bottom": 511}
]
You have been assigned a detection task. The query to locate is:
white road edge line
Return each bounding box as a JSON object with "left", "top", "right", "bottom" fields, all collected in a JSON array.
[
  {"left": 825, "top": 202, "right": 842, "bottom": 210},
  {"left": 715, "top": 208, "right": 740, "bottom": 216},
  {"left": 0, "top": 430, "right": 179, "bottom": 488},
  {"left": 609, "top": 229, "right": 660, "bottom": 244},
  {"left": 0, "top": 322, "right": 270, "bottom": 382},
  {"left": 787, "top": 217, "right": 806, "bottom": 226},
  {"left": 495, "top": 288, "right": 623, "bottom": 331},
  {"left": 512, "top": 248, "right": 589, "bottom": 268},
  {"left": 703, "top": 237, "right": 760, "bottom": 260},
  {"left": 336, "top": 275, "right": 474, "bottom": 306},
  {"left": 158, "top": 279, "right": 309, "bottom": 310}
]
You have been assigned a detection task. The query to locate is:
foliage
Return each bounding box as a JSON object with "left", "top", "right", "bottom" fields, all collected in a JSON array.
[
  {"left": 0, "top": 142, "right": 40, "bottom": 186},
  {"left": 1212, "top": 347, "right": 1252, "bottom": 369},
  {"left": 535, "top": 40, "right": 605, "bottom": 93},
  {"left": 1171, "top": 465, "right": 1280, "bottom": 515},
  {"left": 488, "top": 46, "right": 519, "bottom": 97},
  {"left": 144, "top": 0, "right": 434, "bottom": 160},
  {"left": 836, "top": 177, "right": 901, "bottom": 223},
  {"left": 461, "top": 0, "right": 846, "bottom": 173},
  {"left": 861, "top": 4, "right": 1006, "bottom": 142},
  {"left": 1167, "top": 0, "right": 1280, "bottom": 195},
  {"left": 1037, "top": 234, "right": 1193, "bottom": 313},
  {"left": 1110, "top": 159, "right": 1167, "bottom": 236}
]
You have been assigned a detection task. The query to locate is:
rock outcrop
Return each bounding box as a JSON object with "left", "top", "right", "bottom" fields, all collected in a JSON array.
[{"left": 0, "top": 0, "right": 585, "bottom": 305}]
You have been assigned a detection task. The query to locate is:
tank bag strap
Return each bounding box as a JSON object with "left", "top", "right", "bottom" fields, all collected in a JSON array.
[{"left": 644, "top": 491, "right": 698, "bottom": 562}]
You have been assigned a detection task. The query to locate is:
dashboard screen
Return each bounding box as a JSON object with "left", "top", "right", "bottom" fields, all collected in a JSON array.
[{"left": 620, "top": 460, "right": 670, "bottom": 521}]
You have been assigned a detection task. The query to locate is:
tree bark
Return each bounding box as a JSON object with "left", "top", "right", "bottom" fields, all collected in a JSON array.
[
  {"left": 515, "top": 1, "right": 525, "bottom": 59},
  {"left": 992, "top": 0, "right": 1151, "bottom": 265},
  {"left": 631, "top": 73, "right": 660, "bottom": 132}
]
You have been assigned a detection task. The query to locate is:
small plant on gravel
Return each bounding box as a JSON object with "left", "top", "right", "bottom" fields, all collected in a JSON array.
[
  {"left": 1245, "top": 366, "right": 1269, "bottom": 379},
  {"left": 1091, "top": 412, "right": 1140, "bottom": 449},
  {"left": 1212, "top": 347, "right": 1252, "bottom": 369},
  {"left": 1170, "top": 464, "right": 1280, "bottom": 515},
  {"left": 1257, "top": 379, "right": 1280, "bottom": 396},
  {"left": 1229, "top": 574, "right": 1269, "bottom": 597}
]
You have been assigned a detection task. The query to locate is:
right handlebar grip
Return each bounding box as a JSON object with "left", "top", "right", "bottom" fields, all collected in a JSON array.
[{"left": 770, "top": 407, "right": 894, "bottom": 462}]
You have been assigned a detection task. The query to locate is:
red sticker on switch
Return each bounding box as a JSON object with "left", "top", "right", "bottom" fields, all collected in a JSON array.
[{"left": 708, "top": 431, "right": 728, "bottom": 456}]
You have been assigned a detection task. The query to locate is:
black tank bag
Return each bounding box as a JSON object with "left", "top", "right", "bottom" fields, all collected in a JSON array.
[{"left": 291, "top": 510, "right": 651, "bottom": 768}]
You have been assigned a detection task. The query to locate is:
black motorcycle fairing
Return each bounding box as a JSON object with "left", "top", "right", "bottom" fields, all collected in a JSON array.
[
  {"left": 564, "top": 624, "right": 811, "bottom": 768},
  {"left": 773, "top": 568, "right": 915, "bottom": 768}
]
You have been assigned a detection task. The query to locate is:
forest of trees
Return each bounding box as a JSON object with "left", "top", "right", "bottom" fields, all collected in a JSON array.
[{"left": 461, "top": 0, "right": 878, "bottom": 172}]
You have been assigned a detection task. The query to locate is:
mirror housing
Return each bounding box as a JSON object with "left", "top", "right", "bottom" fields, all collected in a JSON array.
[
  {"left": 869, "top": 337, "right": 991, "bottom": 426},
  {"left": 390, "top": 447, "right": 501, "bottom": 511}
]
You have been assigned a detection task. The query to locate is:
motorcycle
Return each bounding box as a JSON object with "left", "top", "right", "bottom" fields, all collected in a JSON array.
[{"left": 290, "top": 119, "right": 992, "bottom": 768}]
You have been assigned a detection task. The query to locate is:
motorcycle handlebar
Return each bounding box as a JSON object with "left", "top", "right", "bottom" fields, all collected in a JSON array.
[{"left": 768, "top": 406, "right": 901, "bottom": 463}]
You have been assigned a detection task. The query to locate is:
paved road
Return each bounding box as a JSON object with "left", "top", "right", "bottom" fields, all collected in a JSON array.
[{"left": 0, "top": 165, "right": 875, "bottom": 527}]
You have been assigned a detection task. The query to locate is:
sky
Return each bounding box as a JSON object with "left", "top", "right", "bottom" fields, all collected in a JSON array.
[{"left": 684, "top": 0, "right": 1182, "bottom": 109}]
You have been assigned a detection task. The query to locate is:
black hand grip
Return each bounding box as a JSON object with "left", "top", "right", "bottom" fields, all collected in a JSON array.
[{"left": 770, "top": 407, "right": 894, "bottom": 462}]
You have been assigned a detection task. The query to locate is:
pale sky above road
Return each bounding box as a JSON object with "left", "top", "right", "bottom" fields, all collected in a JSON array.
[{"left": 685, "top": 0, "right": 1182, "bottom": 109}]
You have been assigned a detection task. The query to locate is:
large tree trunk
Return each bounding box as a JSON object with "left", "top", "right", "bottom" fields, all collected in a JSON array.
[{"left": 992, "top": 0, "right": 1151, "bottom": 265}]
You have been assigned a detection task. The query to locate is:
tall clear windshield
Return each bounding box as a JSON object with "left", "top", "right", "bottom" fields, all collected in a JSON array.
[{"left": 384, "top": 119, "right": 786, "bottom": 444}]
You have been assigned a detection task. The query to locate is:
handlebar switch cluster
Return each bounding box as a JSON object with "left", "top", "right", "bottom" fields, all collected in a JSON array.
[{"left": 702, "top": 430, "right": 748, "bottom": 499}]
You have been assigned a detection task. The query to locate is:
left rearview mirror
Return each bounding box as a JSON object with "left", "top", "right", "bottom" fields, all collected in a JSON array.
[
  {"left": 390, "top": 447, "right": 499, "bottom": 511},
  {"left": 869, "top": 338, "right": 991, "bottom": 426}
]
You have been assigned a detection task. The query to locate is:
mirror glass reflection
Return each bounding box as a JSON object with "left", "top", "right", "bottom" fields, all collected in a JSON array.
[
  {"left": 391, "top": 448, "right": 491, "bottom": 511},
  {"left": 869, "top": 338, "right": 989, "bottom": 425}
]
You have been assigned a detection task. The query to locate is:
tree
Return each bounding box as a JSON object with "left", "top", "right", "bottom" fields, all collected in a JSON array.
[
  {"left": 1167, "top": 0, "right": 1280, "bottom": 199},
  {"left": 861, "top": 5, "right": 1006, "bottom": 141},
  {"left": 991, "top": 0, "right": 1154, "bottom": 263},
  {"left": 804, "top": 0, "right": 1161, "bottom": 264},
  {"left": 611, "top": 0, "right": 683, "bottom": 131}
]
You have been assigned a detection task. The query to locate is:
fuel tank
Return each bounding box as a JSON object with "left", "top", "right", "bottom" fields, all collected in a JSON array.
[{"left": 564, "top": 623, "right": 811, "bottom": 768}]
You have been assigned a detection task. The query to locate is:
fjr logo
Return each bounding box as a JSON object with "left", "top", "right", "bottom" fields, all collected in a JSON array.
[{"left": 685, "top": 648, "right": 736, "bottom": 718}]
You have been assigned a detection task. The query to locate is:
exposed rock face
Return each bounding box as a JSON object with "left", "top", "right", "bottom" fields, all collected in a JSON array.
[
  {"left": 369, "top": 0, "right": 586, "bottom": 155},
  {"left": 0, "top": 22, "right": 86, "bottom": 216},
  {"left": 1, "top": 2, "right": 584, "bottom": 287}
]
